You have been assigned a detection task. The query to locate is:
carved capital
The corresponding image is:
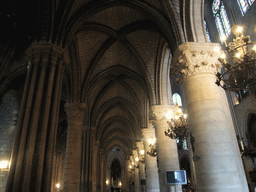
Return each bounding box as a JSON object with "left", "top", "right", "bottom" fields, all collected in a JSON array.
[
  {"left": 136, "top": 141, "right": 144, "bottom": 151},
  {"left": 171, "top": 42, "right": 221, "bottom": 82},
  {"left": 27, "top": 43, "right": 66, "bottom": 67},
  {"left": 151, "top": 105, "right": 175, "bottom": 122},
  {"left": 65, "top": 103, "right": 86, "bottom": 126},
  {"left": 141, "top": 128, "right": 156, "bottom": 141}
]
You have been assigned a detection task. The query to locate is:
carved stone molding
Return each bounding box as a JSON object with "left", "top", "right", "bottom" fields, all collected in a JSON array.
[
  {"left": 171, "top": 42, "right": 222, "bottom": 82},
  {"left": 136, "top": 141, "right": 144, "bottom": 151},
  {"left": 65, "top": 103, "right": 86, "bottom": 126},
  {"left": 26, "top": 43, "right": 67, "bottom": 67},
  {"left": 151, "top": 105, "right": 175, "bottom": 122},
  {"left": 141, "top": 128, "right": 156, "bottom": 140}
]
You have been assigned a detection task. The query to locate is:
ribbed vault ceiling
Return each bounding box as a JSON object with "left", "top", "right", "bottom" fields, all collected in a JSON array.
[{"left": 66, "top": 1, "right": 169, "bottom": 158}]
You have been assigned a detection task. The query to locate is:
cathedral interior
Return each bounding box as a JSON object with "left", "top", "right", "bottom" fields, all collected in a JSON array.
[{"left": 0, "top": 0, "right": 256, "bottom": 192}]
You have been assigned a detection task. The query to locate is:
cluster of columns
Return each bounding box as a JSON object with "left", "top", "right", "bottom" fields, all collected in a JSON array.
[{"left": 5, "top": 42, "right": 249, "bottom": 192}]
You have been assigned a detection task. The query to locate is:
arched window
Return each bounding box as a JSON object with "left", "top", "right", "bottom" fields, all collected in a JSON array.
[
  {"left": 173, "top": 93, "right": 182, "bottom": 106},
  {"left": 212, "top": 0, "right": 221, "bottom": 14},
  {"left": 212, "top": 0, "right": 231, "bottom": 41},
  {"left": 204, "top": 20, "right": 211, "bottom": 41},
  {"left": 237, "top": 0, "right": 249, "bottom": 15},
  {"left": 220, "top": 5, "right": 231, "bottom": 36},
  {"left": 248, "top": 0, "right": 255, "bottom": 5},
  {"left": 215, "top": 15, "right": 226, "bottom": 40},
  {"left": 237, "top": 0, "right": 255, "bottom": 15}
]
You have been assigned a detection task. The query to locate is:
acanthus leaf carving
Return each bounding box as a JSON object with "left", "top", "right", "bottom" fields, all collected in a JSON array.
[{"left": 171, "top": 43, "right": 222, "bottom": 83}]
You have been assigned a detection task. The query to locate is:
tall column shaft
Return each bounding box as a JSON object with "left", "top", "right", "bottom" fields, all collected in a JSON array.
[
  {"left": 6, "top": 43, "right": 65, "bottom": 192},
  {"left": 64, "top": 103, "right": 86, "bottom": 192},
  {"left": 133, "top": 150, "right": 140, "bottom": 192},
  {"left": 141, "top": 127, "right": 160, "bottom": 192},
  {"left": 151, "top": 107, "right": 182, "bottom": 192},
  {"left": 171, "top": 42, "right": 249, "bottom": 192},
  {"left": 99, "top": 150, "right": 104, "bottom": 192},
  {"left": 125, "top": 159, "right": 130, "bottom": 192},
  {"left": 92, "top": 141, "right": 99, "bottom": 192},
  {"left": 137, "top": 141, "right": 146, "bottom": 192}
]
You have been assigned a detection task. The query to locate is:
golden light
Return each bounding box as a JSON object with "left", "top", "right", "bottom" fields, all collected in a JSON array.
[
  {"left": 178, "top": 108, "right": 182, "bottom": 113},
  {"left": 237, "top": 26, "right": 243, "bottom": 34},
  {"left": 129, "top": 165, "right": 132, "bottom": 169},
  {"left": 135, "top": 157, "right": 139, "bottom": 162},
  {"left": 119, "top": 182, "right": 122, "bottom": 187},
  {"left": 132, "top": 162, "right": 134, "bottom": 165},
  {"left": 252, "top": 45, "right": 256, "bottom": 51},
  {"left": 0, "top": 161, "right": 9, "bottom": 169},
  {"left": 56, "top": 183, "right": 60, "bottom": 189},
  {"left": 235, "top": 52, "right": 241, "bottom": 58},
  {"left": 220, "top": 35, "right": 226, "bottom": 42},
  {"left": 184, "top": 114, "right": 187, "bottom": 119},
  {"left": 220, "top": 53, "right": 226, "bottom": 59},
  {"left": 140, "top": 150, "right": 144, "bottom": 155},
  {"left": 214, "top": 46, "right": 220, "bottom": 52},
  {"left": 175, "top": 116, "right": 179, "bottom": 120},
  {"left": 106, "top": 180, "right": 109, "bottom": 184},
  {"left": 166, "top": 110, "right": 173, "bottom": 119},
  {"left": 148, "top": 138, "right": 156, "bottom": 145}
]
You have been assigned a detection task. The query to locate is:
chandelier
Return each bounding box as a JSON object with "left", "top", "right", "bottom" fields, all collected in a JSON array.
[
  {"left": 147, "top": 138, "right": 157, "bottom": 157},
  {"left": 165, "top": 104, "right": 188, "bottom": 139},
  {"left": 215, "top": 25, "right": 256, "bottom": 91}
]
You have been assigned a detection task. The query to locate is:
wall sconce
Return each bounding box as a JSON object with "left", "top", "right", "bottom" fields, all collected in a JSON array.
[
  {"left": 165, "top": 104, "right": 188, "bottom": 139},
  {"left": 147, "top": 138, "right": 157, "bottom": 157},
  {"left": 106, "top": 180, "right": 109, "bottom": 185},
  {"left": 56, "top": 183, "right": 60, "bottom": 191},
  {"left": 0, "top": 160, "right": 10, "bottom": 171},
  {"left": 139, "top": 150, "right": 145, "bottom": 164}
]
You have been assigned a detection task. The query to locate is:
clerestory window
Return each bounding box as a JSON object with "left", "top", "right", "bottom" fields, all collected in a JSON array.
[{"left": 212, "top": 0, "right": 231, "bottom": 41}]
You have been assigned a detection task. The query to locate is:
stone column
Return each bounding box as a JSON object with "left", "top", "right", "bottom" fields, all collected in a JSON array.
[
  {"left": 125, "top": 159, "right": 130, "bottom": 192},
  {"left": 92, "top": 141, "right": 99, "bottom": 192},
  {"left": 6, "top": 43, "right": 65, "bottom": 192},
  {"left": 133, "top": 150, "right": 140, "bottom": 192},
  {"left": 151, "top": 107, "right": 182, "bottom": 192},
  {"left": 82, "top": 126, "right": 96, "bottom": 192},
  {"left": 63, "top": 103, "right": 86, "bottom": 192},
  {"left": 136, "top": 141, "right": 146, "bottom": 192},
  {"left": 171, "top": 42, "right": 249, "bottom": 192},
  {"left": 99, "top": 149, "right": 104, "bottom": 192},
  {"left": 141, "top": 127, "right": 160, "bottom": 192}
]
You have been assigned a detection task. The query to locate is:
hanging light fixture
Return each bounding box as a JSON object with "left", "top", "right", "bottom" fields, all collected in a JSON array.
[
  {"left": 165, "top": 104, "right": 188, "bottom": 139},
  {"left": 215, "top": 25, "right": 256, "bottom": 91},
  {"left": 147, "top": 138, "right": 157, "bottom": 157}
]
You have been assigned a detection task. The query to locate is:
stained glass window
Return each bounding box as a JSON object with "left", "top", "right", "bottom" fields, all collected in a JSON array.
[
  {"left": 237, "top": 0, "right": 249, "bottom": 15},
  {"left": 220, "top": 5, "right": 231, "bottom": 36},
  {"left": 212, "top": 0, "right": 221, "bottom": 14},
  {"left": 173, "top": 93, "right": 182, "bottom": 106},
  {"left": 204, "top": 20, "right": 211, "bottom": 41},
  {"left": 248, "top": 0, "right": 255, "bottom": 5},
  {"left": 215, "top": 14, "right": 226, "bottom": 40}
]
